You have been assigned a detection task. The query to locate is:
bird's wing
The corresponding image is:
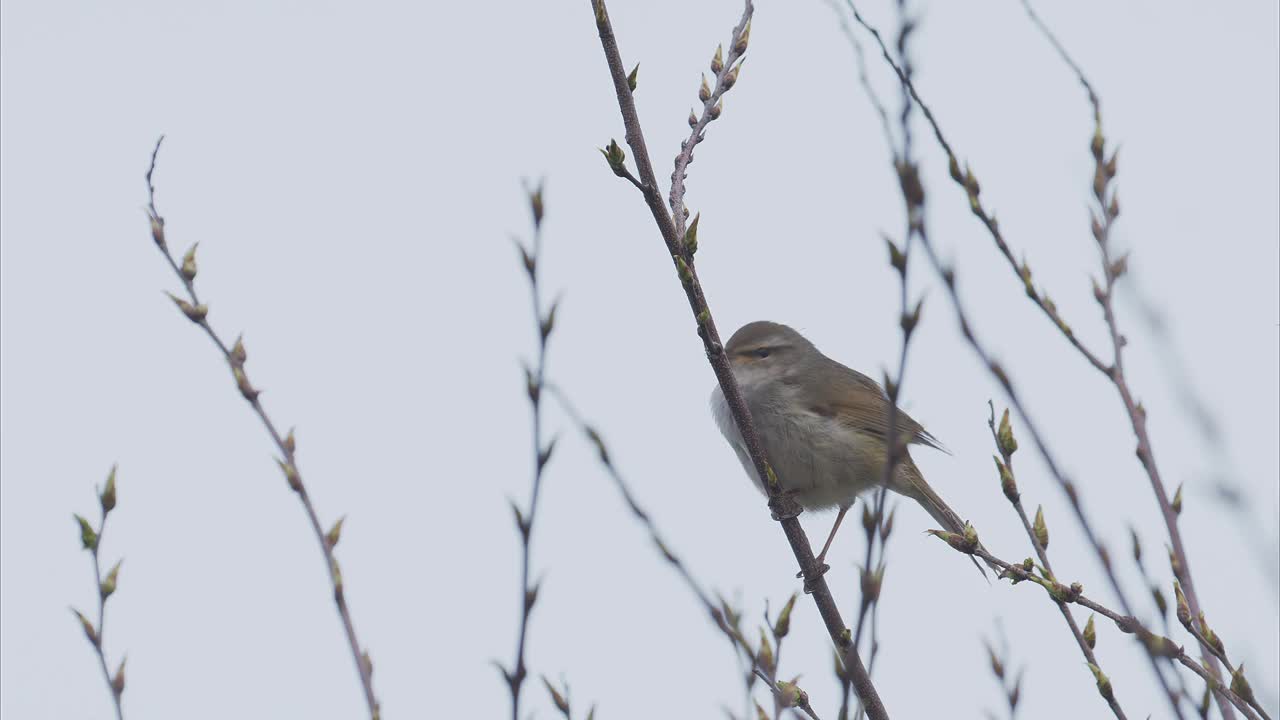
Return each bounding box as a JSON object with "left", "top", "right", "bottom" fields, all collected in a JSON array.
[{"left": 797, "top": 362, "right": 947, "bottom": 452}]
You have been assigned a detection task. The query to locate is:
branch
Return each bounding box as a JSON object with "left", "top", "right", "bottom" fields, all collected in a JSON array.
[
  {"left": 835, "top": 8, "right": 1193, "bottom": 717},
  {"left": 842, "top": 2, "right": 1111, "bottom": 375},
  {"left": 935, "top": 539, "right": 1263, "bottom": 720},
  {"left": 143, "top": 138, "right": 379, "bottom": 718},
  {"left": 1015, "top": 3, "right": 1238, "bottom": 713},
  {"left": 989, "top": 406, "right": 1129, "bottom": 720},
  {"left": 502, "top": 181, "right": 558, "bottom": 720},
  {"left": 667, "top": 3, "right": 753, "bottom": 239},
  {"left": 72, "top": 466, "right": 126, "bottom": 720},
  {"left": 587, "top": 2, "right": 887, "bottom": 716}
]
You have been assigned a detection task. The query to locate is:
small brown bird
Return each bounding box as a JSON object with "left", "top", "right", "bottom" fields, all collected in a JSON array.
[{"left": 710, "top": 321, "right": 979, "bottom": 571}]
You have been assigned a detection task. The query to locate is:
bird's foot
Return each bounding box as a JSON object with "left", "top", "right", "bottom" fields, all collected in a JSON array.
[
  {"left": 768, "top": 491, "right": 803, "bottom": 521},
  {"left": 798, "top": 562, "right": 830, "bottom": 593}
]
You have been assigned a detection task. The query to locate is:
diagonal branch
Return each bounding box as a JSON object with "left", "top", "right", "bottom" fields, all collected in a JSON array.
[{"left": 587, "top": 2, "right": 887, "bottom": 717}]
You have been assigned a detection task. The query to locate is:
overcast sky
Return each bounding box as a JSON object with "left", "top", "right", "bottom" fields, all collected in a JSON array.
[{"left": 2, "top": 1, "right": 1277, "bottom": 718}]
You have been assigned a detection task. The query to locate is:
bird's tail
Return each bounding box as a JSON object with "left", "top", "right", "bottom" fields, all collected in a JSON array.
[{"left": 893, "top": 462, "right": 998, "bottom": 578}]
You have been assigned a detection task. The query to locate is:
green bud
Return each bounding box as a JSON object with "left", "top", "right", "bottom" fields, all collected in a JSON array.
[
  {"left": 180, "top": 242, "right": 199, "bottom": 282},
  {"left": 627, "top": 63, "right": 639, "bottom": 92},
  {"left": 994, "top": 457, "right": 1018, "bottom": 501},
  {"left": 276, "top": 458, "right": 302, "bottom": 492},
  {"left": 72, "top": 608, "right": 98, "bottom": 646},
  {"left": 326, "top": 516, "right": 345, "bottom": 548},
  {"left": 111, "top": 657, "right": 126, "bottom": 696},
  {"left": 100, "top": 559, "right": 122, "bottom": 600},
  {"left": 1230, "top": 665, "right": 1256, "bottom": 705},
  {"left": 1083, "top": 614, "right": 1097, "bottom": 649},
  {"left": 674, "top": 255, "right": 694, "bottom": 287},
  {"left": 75, "top": 514, "right": 97, "bottom": 550},
  {"left": 997, "top": 408, "right": 1018, "bottom": 456},
  {"left": 166, "top": 292, "right": 207, "bottom": 323},
  {"left": 711, "top": 45, "right": 724, "bottom": 74},
  {"left": 1171, "top": 483, "right": 1183, "bottom": 515},
  {"left": 772, "top": 593, "right": 797, "bottom": 639},
  {"left": 757, "top": 628, "right": 775, "bottom": 674},
  {"left": 1033, "top": 505, "right": 1049, "bottom": 550},
  {"left": 230, "top": 334, "right": 248, "bottom": 366},
  {"left": 683, "top": 213, "right": 700, "bottom": 255},
  {"left": 1174, "top": 581, "right": 1191, "bottom": 628},
  {"left": 775, "top": 679, "right": 806, "bottom": 709},
  {"left": 1087, "top": 663, "right": 1114, "bottom": 701},
  {"left": 733, "top": 19, "right": 751, "bottom": 55},
  {"left": 100, "top": 465, "right": 117, "bottom": 513}
]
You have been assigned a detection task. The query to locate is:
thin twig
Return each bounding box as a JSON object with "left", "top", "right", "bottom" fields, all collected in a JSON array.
[
  {"left": 837, "top": 9, "right": 1194, "bottom": 717},
  {"left": 503, "top": 182, "right": 558, "bottom": 720},
  {"left": 668, "top": 2, "right": 753, "bottom": 239},
  {"left": 587, "top": 2, "right": 887, "bottom": 717},
  {"left": 72, "top": 467, "right": 125, "bottom": 720},
  {"left": 989, "top": 405, "right": 1129, "bottom": 720},
  {"left": 852, "top": 8, "right": 921, "bottom": 718},
  {"left": 941, "top": 543, "right": 1263, "bottom": 720},
  {"left": 143, "top": 138, "right": 379, "bottom": 718},
  {"left": 842, "top": 3, "right": 1111, "bottom": 376}
]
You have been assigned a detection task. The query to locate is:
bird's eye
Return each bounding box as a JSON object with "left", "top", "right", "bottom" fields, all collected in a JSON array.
[{"left": 752, "top": 348, "right": 771, "bottom": 359}]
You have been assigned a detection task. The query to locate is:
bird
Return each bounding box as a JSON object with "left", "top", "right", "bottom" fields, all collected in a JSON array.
[{"left": 710, "top": 320, "right": 982, "bottom": 574}]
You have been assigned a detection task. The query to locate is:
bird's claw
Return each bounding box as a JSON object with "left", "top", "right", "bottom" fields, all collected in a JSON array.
[
  {"left": 768, "top": 492, "right": 803, "bottom": 521},
  {"left": 797, "top": 562, "right": 830, "bottom": 592}
]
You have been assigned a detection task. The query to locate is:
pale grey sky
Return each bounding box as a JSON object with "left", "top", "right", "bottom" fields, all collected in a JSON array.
[{"left": 1, "top": 1, "right": 1276, "bottom": 718}]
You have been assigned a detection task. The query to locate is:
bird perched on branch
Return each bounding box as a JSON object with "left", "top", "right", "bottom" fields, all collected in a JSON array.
[{"left": 711, "top": 320, "right": 986, "bottom": 576}]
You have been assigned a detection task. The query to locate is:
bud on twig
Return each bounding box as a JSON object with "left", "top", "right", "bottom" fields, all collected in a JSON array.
[
  {"left": 542, "top": 676, "right": 571, "bottom": 715},
  {"left": 277, "top": 458, "right": 302, "bottom": 492},
  {"left": 1033, "top": 505, "right": 1049, "bottom": 550},
  {"left": 733, "top": 19, "right": 751, "bottom": 55},
  {"left": 167, "top": 292, "right": 208, "bottom": 323},
  {"left": 100, "top": 559, "right": 122, "bottom": 599},
  {"left": 180, "top": 243, "right": 199, "bottom": 282},
  {"left": 72, "top": 608, "right": 99, "bottom": 646},
  {"left": 627, "top": 63, "right": 639, "bottom": 92},
  {"left": 111, "top": 657, "right": 126, "bottom": 696},
  {"left": 600, "top": 139, "right": 627, "bottom": 176},
  {"left": 995, "top": 457, "right": 1018, "bottom": 501},
  {"left": 773, "top": 593, "right": 797, "bottom": 639},
  {"left": 327, "top": 516, "right": 345, "bottom": 548},
  {"left": 698, "top": 74, "right": 711, "bottom": 102},
  {"left": 1230, "top": 665, "right": 1256, "bottom": 706},
  {"left": 1174, "top": 581, "right": 1191, "bottom": 628},
  {"left": 711, "top": 45, "right": 724, "bottom": 74},
  {"left": 230, "top": 334, "right": 248, "bottom": 366},
  {"left": 1084, "top": 614, "right": 1097, "bottom": 649},
  {"left": 775, "top": 679, "right": 806, "bottom": 709},
  {"left": 100, "top": 465, "right": 117, "bottom": 513},
  {"left": 997, "top": 409, "right": 1018, "bottom": 456},
  {"left": 75, "top": 514, "right": 98, "bottom": 550},
  {"left": 1087, "top": 663, "right": 1114, "bottom": 701},
  {"left": 683, "top": 213, "right": 700, "bottom": 255}
]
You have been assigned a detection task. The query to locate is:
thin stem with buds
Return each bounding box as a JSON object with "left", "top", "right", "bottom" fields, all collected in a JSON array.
[
  {"left": 72, "top": 466, "right": 126, "bottom": 720},
  {"left": 502, "top": 182, "right": 559, "bottom": 720},
  {"left": 143, "top": 138, "right": 379, "bottom": 718}
]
